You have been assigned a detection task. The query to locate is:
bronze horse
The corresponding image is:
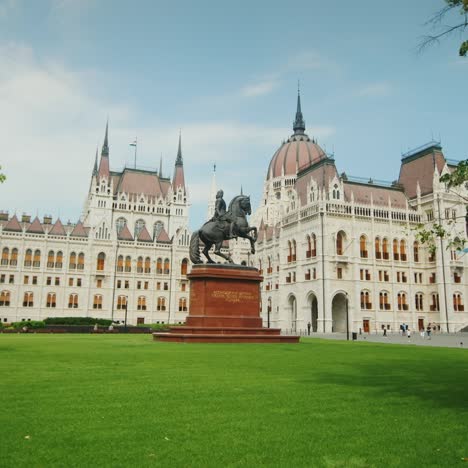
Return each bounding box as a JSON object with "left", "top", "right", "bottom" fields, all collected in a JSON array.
[{"left": 189, "top": 195, "right": 257, "bottom": 264}]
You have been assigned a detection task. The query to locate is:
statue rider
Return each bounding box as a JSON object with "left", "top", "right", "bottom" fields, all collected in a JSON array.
[{"left": 212, "top": 190, "right": 235, "bottom": 239}]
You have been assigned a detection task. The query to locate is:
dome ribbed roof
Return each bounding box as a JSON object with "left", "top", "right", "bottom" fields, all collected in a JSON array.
[{"left": 266, "top": 90, "right": 327, "bottom": 180}]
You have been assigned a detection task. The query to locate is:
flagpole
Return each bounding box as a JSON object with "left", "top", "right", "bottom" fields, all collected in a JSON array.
[{"left": 134, "top": 137, "right": 137, "bottom": 169}]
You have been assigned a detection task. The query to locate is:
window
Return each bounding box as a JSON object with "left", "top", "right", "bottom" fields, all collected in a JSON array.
[
  {"left": 69, "top": 278, "right": 74, "bottom": 287},
  {"left": 375, "top": 237, "right": 381, "bottom": 259},
  {"left": 163, "top": 282, "right": 168, "bottom": 291},
  {"left": 125, "top": 256, "right": 132, "bottom": 272},
  {"left": 336, "top": 231, "right": 345, "bottom": 255},
  {"left": 400, "top": 240, "right": 407, "bottom": 261},
  {"left": 156, "top": 282, "right": 161, "bottom": 290},
  {"left": 93, "top": 294, "right": 103, "bottom": 309},
  {"left": 429, "top": 272, "right": 436, "bottom": 284},
  {"left": 0, "top": 291, "right": 11, "bottom": 306},
  {"left": 117, "top": 296, "right": 127, "bottom": 310},
  {"left": 415, "top": 293, "right": 423, "bottom": 311},
  {"left": 287, "top": 241, "right": 292, "bottom": 263},
  {"left": 153, "top": 221, "right": 164, "bottom": 239},
  {"left": 393, "top": 239, "right": 399, "bottom": 261},
  {"left": 144, "top": 281, "right": 149, "bottom": 290},
  {"left": 116, "top": 217, "right": 127, "bottom": 234},
  {"left": 96, "top": 279, "right": 102, "bottom": 288},
  {"left": 181, "top": 258, "right": 188, "bottom": 275},
  {"left": 24, "top": 275, "right": 29, "bottom": 285},
  {"left": 360, "top": 291, "right": 372, "bottom": 309},
  {"left": 23, "top": 292, "right": 34, "bottom": 307},
  {"left": 77, "top": 278, "right": 82, "bottom": 287},
  {"left": 24, "top": 249, "right": 32, "bottom": 267},
  {"left": 47, "top": 250, "right": 55, "bottom": 268},
  {"left": 379, "top": 292, "right": 390, "bottom": 310},
  {"left": 430, "top": 293, "right": 440, "bottom": 311},
  {"left": 413, "top": 241, "right": 419, "bottom": 263},
  {"left": 117, "top": 255, "right": 124, "bottom": 272},
  {"left": 360, "top": 235, "right": 368, "bottom": 258},
  {"left": 125, "top": 280, "right": 129, "bottom": 289},
  {"left": 32, "top": 276, "right": 37, "bottom": 285},
  {"left": 1, "top": 247, "right": 9, "bottom": 265},
  {"left": 178, "top": 297, "right": 187, "bottom": 311},
  {"left": 0, "top": 275, "right": 4, "bottom": 284},
  {"left": 181, "top": 282, "right": 186, "bottom": 292},
  {"left": 46, "top": 292, "right": 56, "bottom": 308},
  {"left": 144, "top": 257, "right": 151, "bottom": 273},
  {"left": 137, "top": 256, "right": 143, "bottom": 273},
  {"left": 9, "top": 275, "right": 14, "bottom": 284},
  {"left": 382, "top": 238, "right": 389, "bottom": 260},
  {"left": 137, "top": 296, "right": 147, "bottom": 311},
  {"left": 56, "top": 251, "right": 63, "bottom": 268},
  {"left": 137, "top": 281, "right": 141, "bottom": 289},
  {"left": 10, "top": 248, "right": 18, "bottom": 266},
  {"left": 77, "top": 253, "right": 85, "bottom": 270},
  {"left": 46, "top": 276, "right": 52, "bottom": 286},
  {"left": 157, "top": 297, "right": 166, "bottom": 311},
  {"left": 164, "top": 258, "right": 170, "bottom": 274},
  {"left": 134, "top": 219, "right": 146, "bottom": 238},
  {"left": 55, "top": 277, "right": 60, "bottom": 286},
  {"left": 156, "top": 258, "right": 163, "bottom": 274},
  {"left": 33, "top": 249, "right": 41, "bottom": 267},
  {"left": 69, "top": 252, "right": 77, "bottom": 269},
  {"left": 68, "top": 294, "right": 78, "bottom": 308},
  {"left": 397, "top": 292, "right": 408, "bottom": 311},
  {"left": 292, "top": 240, "right": 297, "bottom": 261},
  {"left": 454, "top": 272, "right": 462, "bottom": 283},
  {"left": 453, "top": 294, "right": 464, "bottom": 311},
  {"left": 97, "top": 252, "right": 105, "bottom": 271},
  {"left": 337, "top": 268, "right": 342, "bottom": 279}
]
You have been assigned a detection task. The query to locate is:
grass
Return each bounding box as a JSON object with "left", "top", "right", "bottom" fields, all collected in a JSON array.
[{"left": 0, "top": 335, "right": 467, "bottom": 467}]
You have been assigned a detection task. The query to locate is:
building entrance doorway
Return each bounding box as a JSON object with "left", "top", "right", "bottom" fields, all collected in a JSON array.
[
  {"left": 308, "top": 294, "right": 318, "bottom": 332},
  {"left": 418, "top": 318, "right": 424, "bottom": 331},
  {"left": 331, "top": 293, "right": 347, "bottom": 332},
  {"left": 288, "top": 295, "right": 297, "bottom": 332},
  {"left": 137, "top": 317, "right": 145, "bottom": 325},
  {"left": 363, "top": 319, "right": 370, "bottom": 333}
]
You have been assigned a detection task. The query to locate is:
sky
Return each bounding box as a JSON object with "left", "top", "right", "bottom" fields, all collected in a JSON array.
[{"left": 0, "top": 0, "right": 466, "bottom": 229}]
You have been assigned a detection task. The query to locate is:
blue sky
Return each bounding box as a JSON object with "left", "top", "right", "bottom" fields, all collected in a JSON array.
[{"left": 0, "top": 0, "right": 466, "bottom": 229}]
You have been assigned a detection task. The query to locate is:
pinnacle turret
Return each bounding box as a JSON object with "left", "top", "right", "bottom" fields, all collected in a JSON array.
[
  {"left": 293, "top": 88, "right": 306, "bottom": 135},
  {"left": 101, "top": 120, "right": 109, "bottom": 156},
  {"left": 175, "top": 131, "right": 183, "bottom": 166}
]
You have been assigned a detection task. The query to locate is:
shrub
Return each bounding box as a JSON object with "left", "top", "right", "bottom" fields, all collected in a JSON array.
[
  {"left": 11, "top": 320, "right": 45, "bottom": 329},
  {"left": 44, "top": 317, "right": 112, "bottom": 326},
  {"left": 143, "top": 323, "right": 184, "bottom": 331}
]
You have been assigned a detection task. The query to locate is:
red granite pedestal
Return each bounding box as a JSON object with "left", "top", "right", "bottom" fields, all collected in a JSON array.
[{"left": 153, "top": 264, "right": 299, "bottom": 343}]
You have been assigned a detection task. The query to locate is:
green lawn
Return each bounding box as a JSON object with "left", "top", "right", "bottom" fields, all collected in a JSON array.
[{"left": 0, "top": 335, "right": 467, "bottom": 467}]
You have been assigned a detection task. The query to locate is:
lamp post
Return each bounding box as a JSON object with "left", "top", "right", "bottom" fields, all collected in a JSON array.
[
  {"left": 124, "top": 297, "right": 128, "bottom": 332},
  {"left": 345, "top": 293, "right": 349, "bottom": 341}
]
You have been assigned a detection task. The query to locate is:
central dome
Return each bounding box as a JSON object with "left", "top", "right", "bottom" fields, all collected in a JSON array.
[{"left": 266, "top": 92, "right": 327, "bottom": 180}]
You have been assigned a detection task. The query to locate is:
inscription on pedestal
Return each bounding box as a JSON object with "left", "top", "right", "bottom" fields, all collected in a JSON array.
[{"left": 211, "top": 290, "right": 255, "bottom": 303}]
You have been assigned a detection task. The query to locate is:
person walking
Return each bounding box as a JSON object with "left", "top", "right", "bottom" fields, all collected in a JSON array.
[
  {"left": 426, "top": 324, "right": 432, "bottom": 340},
  {"left": 307, "top": 322, "right": 311, "bottom": 336},
  {"left": 407, "top": 328, "right": 411, "bottom": 340}
]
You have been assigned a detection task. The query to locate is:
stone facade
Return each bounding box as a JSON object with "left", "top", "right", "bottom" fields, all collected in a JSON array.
[
  {"left": 250, "top": 94, "right": 468, "bottom": 333},
  {"left": 0, "top": 125, "right": 191, "bottom": 326}
]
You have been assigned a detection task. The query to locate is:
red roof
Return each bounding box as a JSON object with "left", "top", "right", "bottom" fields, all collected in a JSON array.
[
  {"left": 49, "top": 218, "right": 66, "bottom": 236},
  {"left": 118, "top": 224, "right": 134, "bottom": 241},
  {"left": 98, "top": 155, "right": 110, "bottom": 179},
  {"left": 344, "top": 183, "right": 408, "bottom": 209},
  {"left": 172, "top": 165, "right": 185, "bottom": 189},
  {"left": 114, "top": 169, "right": 171, "bottom": 198},
  {"left": 137, "top": 226, "right": 152, "bottom": 242},
  {"left": 3, "top": 215, "right": 22, "bottom": 232},
  {"left": 296, "top": 162, "right": 338, "bottom": 206},
  {"left": 27, "top": 217, "right": 45, "bottom": 234},
  {"left": 156, "top": 227, "right": 171, "bottom": 243},
  {"left": 70, "top": 221, "right": 88, "bottom": 237}
]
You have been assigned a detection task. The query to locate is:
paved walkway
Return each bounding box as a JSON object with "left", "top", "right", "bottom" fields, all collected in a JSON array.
[{"left": 299, "top": 332, "right": 468, "bottom": 349}]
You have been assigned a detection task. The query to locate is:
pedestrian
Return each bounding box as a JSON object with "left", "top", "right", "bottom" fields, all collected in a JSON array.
[
  {"left": 420, "top": 328, "right": 425, "bottom": 338},
  {"left": 383, "top": 328, "right": 387, "bottom": 337},
  {"left": 307, "top": 322, "right": 311, "bottom": 336},
  {"left": 407, "top": 328, "right": 411, "bottom": 340},
  {"left": 426, "top": 324, "right": 431, "bottom": 340}
]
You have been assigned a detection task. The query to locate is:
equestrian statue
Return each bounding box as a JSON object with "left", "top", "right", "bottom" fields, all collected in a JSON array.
[{"left": 189, "top": 190, "right": 257, "bottom": 264}]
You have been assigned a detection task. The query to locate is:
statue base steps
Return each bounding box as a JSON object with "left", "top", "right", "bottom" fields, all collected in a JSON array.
[{"left": 153, "top": 264, "right": 299, "bottom": 344}]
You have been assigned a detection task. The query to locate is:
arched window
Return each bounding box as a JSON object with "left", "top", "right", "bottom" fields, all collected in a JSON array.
[
  {"left": 93, "top": 294, "right": 103, "bottom": 309},
  {"left": 47, "top": 250, "right": 55, "bottom": 268},
  {"left": 117, "top": 255, "right": 124, "bottom": 272},
  {"left": 157, "top": 297, "right": 166, "bottom": 311},
  {"left": 382, "top": 238, "right": 389, "bottom": 260},
  {"left": 267, "top": 256, "right": 272, "bottom": 274},
  {"left": 336, "top": 231, "right": 345, "bottom": 255},
  {"left": 124, "top": 256, "right": 131, "bottom": 272},
  {"left": 153, "top": 221, "right": 164, "bottom": 239},
  {"left": 0, "top": 290, "right": 11, "bottom": 306},
  {"left": 181, "top": 258, "right": 188, "bottom": 275},
  {"left": 375, "top": 237, "right": 381, "bottom": 259},
  {"left": 24, "top": 249, "right": 32, "bottom": 267},
  {"left": 116, "top": 217, "right": 127, "bottom": 234},
  {"left": 46, "top": 293, "right": 56, "bottom": 308},
  {"left": 360, "top": 290, "right": 371, "bottom": 309},
  {"left": 379, "top": 292, "right": 390, "bottom": 310},
  {"left": 33, "top": 249, "right": 41, "bottom": 267},
  {"left": 134, "top": 219, "right": 145, "bottom": 237},
  {"left": 287, "top": 241, "right": 292, "bottom": 263},
  {"left": 10, "top": 248, "right": 18, "bottom": 266},
  {"left": 144, "top": 257, "right": 151, "bottom": 273},
  {"left": 78, "top": 253, "right": 85, "bottom": 270},
  {"left": 69, "top": 252, "right": 77, "bottom": 270},
  {"left": 306, "top": 235, "right": 312, "bottom": 258},
  {"left": 292, "top": 240, "right": 297, "bottom": 261},
  {"left": 96, "top": 252, "right": 105, "bottom": 271},
  {"left": 413, "top": 241, "right": 419, "bottom": 263},
  {"left": 156, "top": 258, "right": 163, "bottom": 274},
  {"left": 311, "top": 234, "right": 317, "bottom": 257},
  {"left": 1, "top": 247, "right": 9, "bottom": 266},
  {"left": 453, "top": 293, "right": 464, "bottom": 311},
  {"left": 400, "top": 240, "right": 407, "bottom": 261},
  {"left": 415, "top": 293, "right": 423, "bottom": 311},
  {"left": 55, "top": 251, "right": 63, "bottom": 269},
  {"left": 137, "top": 296, "right": 147, "bottom": 311},
  {"left": 360, "top": 235, "right": 368, "bottom": 258},
  {"left": 68, "top": 294, "right": 78, "bottom": 308},
  {"left": 23, "top": 292, "right": 34, "bottom": 307},
  {"left": 178, "top": 297, "right": 187, "bottom": 311},
  {"left": 397, "top": 292, "right": 407, "bottom": 311},
  {"left": 137, "top": 256, "right": 144, "bottom": 273},
  {"left": 164, "top": 258, "right": 170, "bottom": 274},
  {"left": 393, "top": 239, "right": 399, "bottom": 261},
  {"left": 431, "top": 293, "right": 440, "bottom": 311},
  {"left": 117, "top": 295, "right": 127, "bottom": 310}
]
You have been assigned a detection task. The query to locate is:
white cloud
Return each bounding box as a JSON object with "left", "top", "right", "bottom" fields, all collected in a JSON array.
[
  {"left": 240, "top": 80, "right": 279, "bottom": 97},
  {"left": 357, "top": 82, "right": 393, "bottom": 98}
]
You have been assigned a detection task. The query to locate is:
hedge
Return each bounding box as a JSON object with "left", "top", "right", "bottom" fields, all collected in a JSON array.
[
  {"left": 11, "top": 320, "right": 45, "bottom": 329},
  {"left": 44, "top": 317, "right": 112, "bottom": 326}
]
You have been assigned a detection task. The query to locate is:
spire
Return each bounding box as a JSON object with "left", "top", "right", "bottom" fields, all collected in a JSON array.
[
  {"left": 293, "top": 84, "right": 306, "bottom": 135},
  {"left": 93, "top": 146, "right": 98, "bottom": 176},
  {"left": 175, "top": 130, "right": 183, "bottom": 166},
  {"left": 101, "top": 120, "right": 109, "bottom": 157},
  {"left": 207, "top": 163, "right": 217, "bottom": 220},
  {"left": 159, "top": 154, "right": 163, "bottom": 178}
]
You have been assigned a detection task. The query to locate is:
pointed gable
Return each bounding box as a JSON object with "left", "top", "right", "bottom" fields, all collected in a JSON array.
[
  {"left": 27, "top": 217, "right": 45, "bottom": 234},
  {"left": 137, "top": 225, "right": 152, "bottom": 242},
  {"left": 118, "top": 224, "right": 134, "bottom": 241},
  {"left": 49, "top": 218, "right": 66, "bottom": 236},
  {"left": 3, "top": 215, "right": 22, "bottom": 232},
  {"left": 70, "top": 221, "right": 88, "bottom": 238},
  {"left": 156, "top": 227, "right": 171, "bottom": 243}
]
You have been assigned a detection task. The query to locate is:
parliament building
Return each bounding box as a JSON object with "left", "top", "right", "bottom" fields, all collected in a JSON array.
[{"left": 0, "top": 94, "right": 467, "bottom": 333}]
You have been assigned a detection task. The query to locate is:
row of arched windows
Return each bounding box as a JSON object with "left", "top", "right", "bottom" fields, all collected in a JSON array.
[
  {"left": 116, "top": 218, "right": 165, "bottom": 239},
  {"left": 1, "top": 248, "right": 18, "bottom": 266}
]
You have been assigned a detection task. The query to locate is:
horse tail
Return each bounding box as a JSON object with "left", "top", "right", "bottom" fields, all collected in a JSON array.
[{"left": 189, "top": 230, "right": 202, "bottom": 264}]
